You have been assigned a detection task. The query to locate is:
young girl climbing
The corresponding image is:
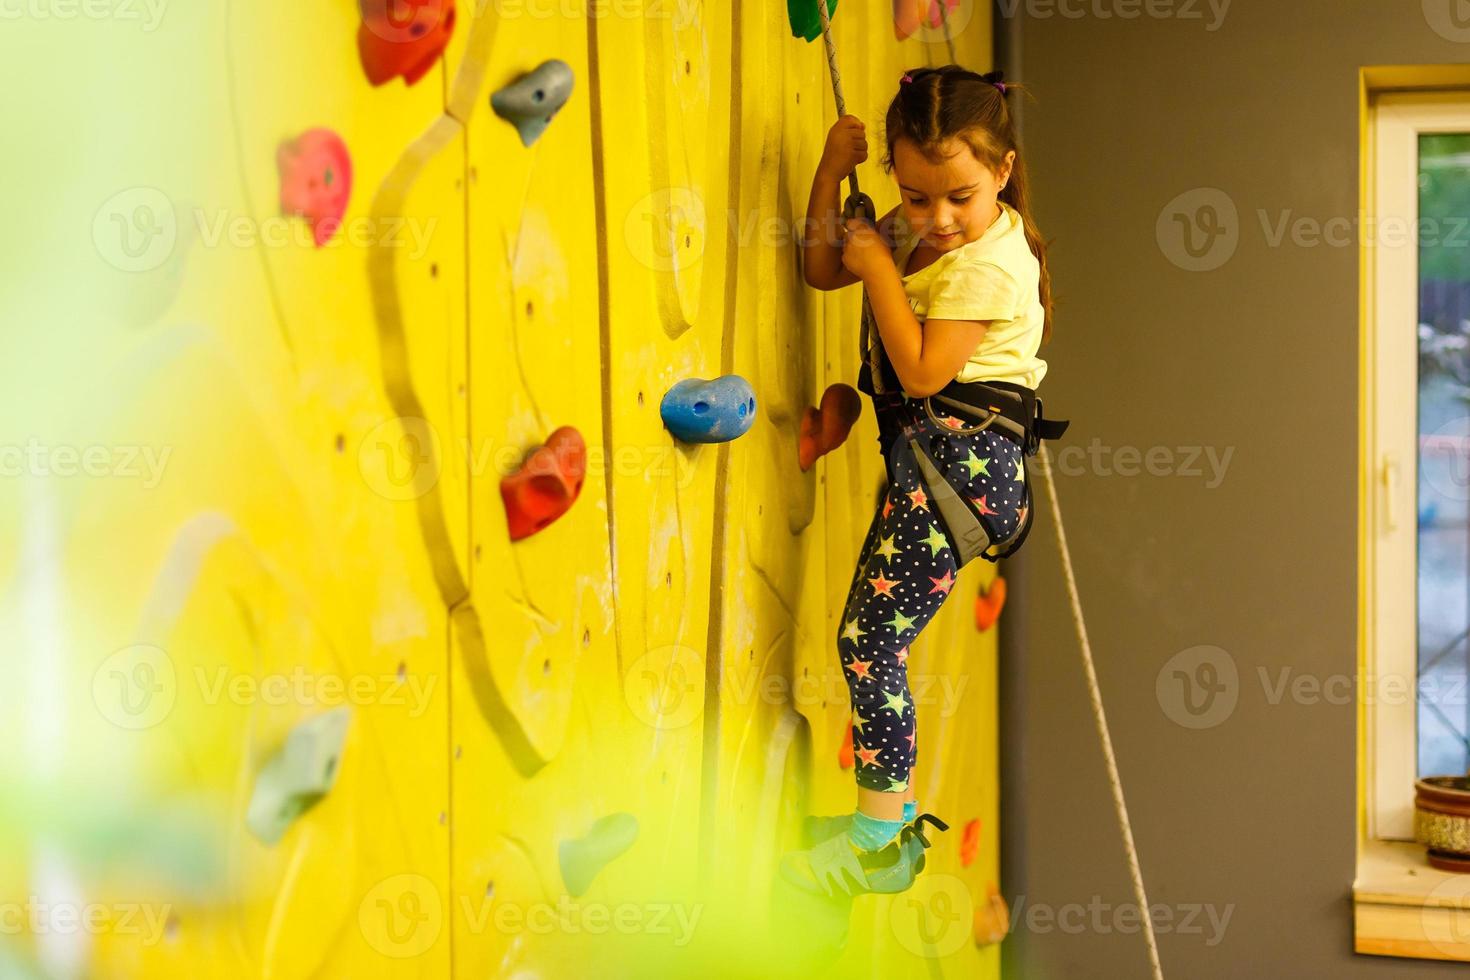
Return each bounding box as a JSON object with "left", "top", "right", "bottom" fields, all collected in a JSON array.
[{"left": 781, "top": 65, "right": 1062, "bottom": 899}]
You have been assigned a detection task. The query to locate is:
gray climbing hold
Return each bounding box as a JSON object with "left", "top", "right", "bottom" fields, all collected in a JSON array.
[
  {"left": 559, "top": 812, "right": 638, "bottom": 897},
  {"left": 246, "top": 707, "right": 352, "bottom": 844},
  {"left": 491, "top": 59, "right": 575, "bottom": 147}
]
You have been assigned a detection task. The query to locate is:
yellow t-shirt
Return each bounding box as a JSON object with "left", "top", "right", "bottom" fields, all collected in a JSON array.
[{"left": 892, "top": 200, "right": 1047, "bottom": 390}]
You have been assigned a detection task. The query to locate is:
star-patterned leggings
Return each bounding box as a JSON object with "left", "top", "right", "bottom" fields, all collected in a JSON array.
[{"left": 837, "top": 395, "right": 1029, "bottom": 793}]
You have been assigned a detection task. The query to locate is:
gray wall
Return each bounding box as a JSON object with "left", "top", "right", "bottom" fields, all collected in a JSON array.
[{"left": 1000, "top": 2, "right": 1470, "bottom": 977}]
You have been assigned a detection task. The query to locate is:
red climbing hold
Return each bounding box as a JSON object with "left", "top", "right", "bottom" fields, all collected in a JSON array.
[
  {"left": 357, "top": 0, "right": 456, "bottom": 88},
  {"left": 277, "top": 129, "right": 352, "bottom": 248},
  {"left": 838, "top": 717, "right": 854, "bottom": 769},
  {"left": 798, "top": 383, "right": 862, "bottom": 471},
  {"left": 960, "top": 817, "right": 980, "bottom": 867},
  {"left": 501, "top": 426, "right": 586, "bottom": 541},
  {"left": 973, "top": 575, "right": 1007, "bottom": 632}
]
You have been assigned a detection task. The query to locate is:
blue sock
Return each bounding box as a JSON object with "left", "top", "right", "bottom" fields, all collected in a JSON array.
[
  {"left": 848, "top": 810, "right": 905, "bottom": 852},
  {"left": 903, "top": 799, "right": 918, "bottom": 822}
]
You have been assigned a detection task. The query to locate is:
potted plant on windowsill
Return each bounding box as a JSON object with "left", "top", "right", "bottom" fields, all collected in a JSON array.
[{"left": 1414, "top": 776, "right": 1470, "bottom": 871}]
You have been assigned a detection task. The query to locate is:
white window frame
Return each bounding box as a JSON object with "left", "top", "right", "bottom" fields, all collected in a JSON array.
[{"left": 1366, "top": 93, "right": 1470, "bottom": 841}]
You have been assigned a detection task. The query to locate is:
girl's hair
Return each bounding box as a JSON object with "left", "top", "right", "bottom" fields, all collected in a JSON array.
[{"left": 880, "top": 65, "right": 1054, "bottom": 344}]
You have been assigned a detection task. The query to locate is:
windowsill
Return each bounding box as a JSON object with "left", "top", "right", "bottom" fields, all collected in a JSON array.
[{"left": 1354, "top": 837, "right": 1470, "bottom": 962}]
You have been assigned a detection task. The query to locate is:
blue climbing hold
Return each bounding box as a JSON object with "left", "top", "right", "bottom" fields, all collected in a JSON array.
[
  {"left": 559, "top": 812, "right": 639, "bottom": 897},
  {"left": 660, "top": 375, "right": 758, "bottom": 444},
  {"left": 491, "top": 59, "right": 575, "bottom": 147}
]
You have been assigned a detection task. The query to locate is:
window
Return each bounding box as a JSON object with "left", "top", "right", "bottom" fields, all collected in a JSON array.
[
  {"left": 1368, "top": 93, "right": 1470, "bottom": 841},
  {"left": 1417, "top": 130, "right": 1470, "bottom": 780},
  {"left": 1358, "top": 80, "right": 1470, "bottom": 964}
]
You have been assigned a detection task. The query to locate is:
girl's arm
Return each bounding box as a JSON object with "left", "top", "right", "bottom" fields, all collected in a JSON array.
[
  {"left": 802, "top": 168, "right": 859, "bottom": 291},
  {"left": 864, "top": 270, "right": 990, "bottom": 398},
  {"left": 803, "top": 185, "right": 900, "bottom": 291},
  {"left": 802, "top": 115, "right": 899, "bottom": 291}
]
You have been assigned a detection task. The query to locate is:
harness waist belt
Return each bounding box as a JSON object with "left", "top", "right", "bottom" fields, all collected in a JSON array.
[{"left": 925, "top": 377, "right": 1069, "bottom": 456}]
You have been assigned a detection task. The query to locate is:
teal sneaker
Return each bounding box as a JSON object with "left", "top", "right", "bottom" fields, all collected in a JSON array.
[
  {"left": 780, "top": 813, "right": 949, "bottom": 899},
  {"left": 800, "top": 812, "right": 861, "bottom": 848}
]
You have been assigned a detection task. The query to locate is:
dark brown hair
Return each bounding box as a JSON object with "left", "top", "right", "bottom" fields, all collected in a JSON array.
[{"left": 880, "top": 65, "right": 1054, "bottom": 344}]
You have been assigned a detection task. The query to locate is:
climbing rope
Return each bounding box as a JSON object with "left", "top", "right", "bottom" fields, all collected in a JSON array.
[
  {"left": 813, "top": 0, "right": 848, "bottom": 121},
  {"left": 814, "top": 0, "right": 875, "bottom": 224},
  {"left": 934, "top": 0, "right": 958, "bottom": 65},
  {"left": 1035, "top": 444, "right": 1164, "bottom": 980}
]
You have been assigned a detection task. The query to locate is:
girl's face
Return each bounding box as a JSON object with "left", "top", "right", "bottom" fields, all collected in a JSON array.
[{"left": 893, "top": 137, "right": 1014, "bottom": 253}]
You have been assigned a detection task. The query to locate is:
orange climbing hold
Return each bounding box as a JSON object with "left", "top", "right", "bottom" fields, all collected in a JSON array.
[
  {"left": 838, "top": 717, "right": 854, "bottom": 769},
  {"left": 894, "top": 0, "right": 960, "bottom": 39},
  {"left": 357, "top": 0, "right": 456, "bottom": 87},
  {"left": 973, "top": 575, "right": 1007, "bottom": 632},
  {"left": 973, "top": 881, "right": 1011, "bottom": 947},
  {"left": 798, "top": 383, "right": 862, "bottom": 471},
  {"left": 960, "top": 817, "right": 981, "bottom": 867},
  {"left": 501, "top": 426, "right": 586, "bottom": 541}
]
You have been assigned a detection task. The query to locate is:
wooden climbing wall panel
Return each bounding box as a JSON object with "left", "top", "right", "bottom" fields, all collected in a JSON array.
[
  {"left": 4, "top": 0, "right": 1001, "bottom": 976},
  {"left": 8, "top": 0, "right": 458, "bottom": 976}
]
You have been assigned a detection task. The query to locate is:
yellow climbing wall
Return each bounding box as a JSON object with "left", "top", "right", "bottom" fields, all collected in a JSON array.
[{"left": 2, "top": 0, "right": 1003, "bottom": 976}]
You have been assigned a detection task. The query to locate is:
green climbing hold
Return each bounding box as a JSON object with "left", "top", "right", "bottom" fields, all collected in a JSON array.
[
  {"left": 246, "top": 707, "right": 352, "bottom": 845},
  {"left": 559, "top": 812, "right": 639, "bottom": 897},
  {"left": 788, "top": 0, "right": 838, "bottom": 42}
]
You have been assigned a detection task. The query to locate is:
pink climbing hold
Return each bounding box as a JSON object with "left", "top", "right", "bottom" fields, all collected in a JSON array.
[
  {"left": 277, "top": 129, "right": 352, "bottom": 248},
  {"left": 798, "top": 383, "right": 862, "bottom": 471},
  {"left": 357, "top": 0, "right": 457, "bottom": 88},
  {"left": 501, "top": 426, "right": 586, "bottom": 541}
]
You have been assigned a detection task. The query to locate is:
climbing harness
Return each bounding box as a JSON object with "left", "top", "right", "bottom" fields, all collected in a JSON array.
[{"left": 857, "top": 292, "right": 1068, "bottom": 566}]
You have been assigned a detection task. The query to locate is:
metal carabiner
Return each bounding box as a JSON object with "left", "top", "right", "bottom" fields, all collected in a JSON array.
[{"left": 921, "top": 393, "right": 999, "bottom": 436}]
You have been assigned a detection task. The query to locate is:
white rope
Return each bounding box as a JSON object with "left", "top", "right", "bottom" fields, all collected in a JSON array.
[
  {"left": 814, "top": 0, "right": 864, "bottom": 202},
  {"left": 1034, "top": 443, "right": 1165, "bottom": 980},
  {"left": 814, "top": 0, "right": 846, "bottom": 117},
  {"left": 935, "top": 0, "right": 958, "bottom": 65}
]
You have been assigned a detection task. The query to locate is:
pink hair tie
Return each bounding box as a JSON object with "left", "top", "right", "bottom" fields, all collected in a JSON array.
[{"left": 900, "top": 72, "right": 913, "bottom": 84}]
